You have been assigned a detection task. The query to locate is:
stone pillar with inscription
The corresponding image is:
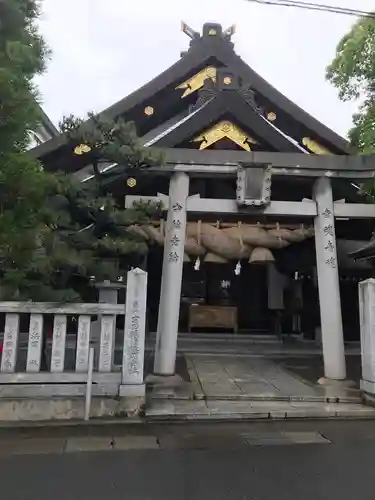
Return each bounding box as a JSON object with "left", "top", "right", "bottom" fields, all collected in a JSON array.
[
  {"left": 92, "top": 280, "right": 126, "bottom": 369},
  {"left": 313, "top": 176, "right": 346, "bottom": 380},
  {"left": 154, "top": 172, "right": 189, "bottom": 376},
  {"left": 120, "top": 268, "right": 148, "bottom": 397}
]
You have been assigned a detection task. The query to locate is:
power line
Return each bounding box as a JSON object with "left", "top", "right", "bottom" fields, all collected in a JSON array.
[
  {"left": 248, "top": 0, "right": 375, "bottom": 17},
  {"left": 244, "top": 0, "right": 375, "bottom": 18}
]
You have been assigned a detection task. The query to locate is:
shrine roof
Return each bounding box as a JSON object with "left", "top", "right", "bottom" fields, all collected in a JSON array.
[
  {"left": 142, "top": 88, "right": 304, "bottom": 152},
  {"left": 350, "top": 239, "right": 375, "bottom": 261},
  {"left": 30, "top": 21, "right": 351, "bottom": 172},
  {"left": 36, "top": 104, "right": 59, "bottom": 137}
]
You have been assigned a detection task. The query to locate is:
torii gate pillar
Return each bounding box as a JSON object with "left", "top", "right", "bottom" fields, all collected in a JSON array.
[{"left": 154, "top": 172, "right": 190, "bottom": 376}]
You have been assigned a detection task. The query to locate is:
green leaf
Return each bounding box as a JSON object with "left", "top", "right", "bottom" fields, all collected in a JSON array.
[{"left": 326, "top": 16, "right": 375, "bottom": 152}]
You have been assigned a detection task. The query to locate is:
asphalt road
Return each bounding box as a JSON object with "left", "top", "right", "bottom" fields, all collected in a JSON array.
[{"left": 0, "top": 420, "right": 375, "bottom": 500}]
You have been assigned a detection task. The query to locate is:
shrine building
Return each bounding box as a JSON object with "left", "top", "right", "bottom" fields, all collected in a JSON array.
[{"left": 32, "top": 22, "right": 375, "bottom": 381}]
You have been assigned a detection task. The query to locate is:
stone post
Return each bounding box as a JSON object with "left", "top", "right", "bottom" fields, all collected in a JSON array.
[
  {"left": 358, "top": 279, "right": 375, "bottom": 394},
  {"left": 313, "top": 177, "right": 346, "bottom": 380},
  {"left": 154, "top": 172, "right": 189, "bottom": 375},
  {"left": 120, "top": 268, "right": 148, "bottom": 397},
  {"left": 92, "top": 280, "right": 126, "bottom": 369}
]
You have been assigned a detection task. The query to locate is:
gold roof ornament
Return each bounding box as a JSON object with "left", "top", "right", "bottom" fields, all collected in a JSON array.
[
  {"left": 223, "top": 76, "right": 232, "bottom": 85},
  {"left": 126, "top": 178, "right": 137, "bottom": 188},
  {"left": 144, "top": 106, "right": 154, "bottom": 116},
  {"left": 192, "top": 120, "right": 258, "bottom": 151},
  {"left": 74, "top": 144, "right": 92, "bottom": 155},
  {"left": 176, "top": 66, "right": 217, "bottom": 98},
  {"left": 208, "top": 28, "right": 217, "bottom": 35},
  {"left": 302, "top": 137, "right": 332, "bottom": 155},
  {"left": 267, "top": 112, "right": 277, "bottom": 122}
]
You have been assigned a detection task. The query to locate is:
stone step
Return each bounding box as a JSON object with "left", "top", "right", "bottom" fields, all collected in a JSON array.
[
  {"left": 146, "top": 399, "right": 375, "bottom": 421},
  {"left": 148, "top": 333, "right": 281, "bottom": 343}
]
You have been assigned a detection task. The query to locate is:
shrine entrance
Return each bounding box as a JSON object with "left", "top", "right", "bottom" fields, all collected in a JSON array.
[
  {"left": 125, "top": 156, "right": 375, "bottom": 380},
  {"left": 181, "top": 260, "right": 269, "bottom": 334},
  {"left": 145, "top": 227, "right": 314, "bottom": 337},
  {"left": 147, "top": 251, "right": 271, "bottom": 335}
]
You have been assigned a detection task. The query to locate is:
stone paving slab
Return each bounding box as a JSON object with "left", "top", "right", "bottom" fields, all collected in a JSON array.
[
  {"left": 0, "top": 435, "right": 160, "bottom": 456},
  {"left": 241, "top": 431, "right": 330, "bottom": 445},
  {"left": 0, "top": 437, "right": 66, "bottom": 456},
  {"left": 282, "top": 431, "right": 330, "bottom": 444},
  {"left": 0, "top": 429, "right": 340, "bottom": 456},
  {"left": 65, "top": 436, "right": 114, "bottom": 453},
  {"left": 185, "top": 354, "right": 358, "bottom": 402},
  {"left": 157, "top": 433, "right": 248, "bottom": 450},
  {"left": 146, "top": 400, "right": 210, "bottom": 419},
  {"left": 114, "top": 435, "right": 159, "bottom": 450}
]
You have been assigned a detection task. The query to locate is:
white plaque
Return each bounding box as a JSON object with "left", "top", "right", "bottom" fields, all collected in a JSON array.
[
  {"left": 0, "top": 313, "right": 20, "bottom": 373},
  {"left": 98, "top": 315, "right": 116, "bottom": 372},
  {"left": 75, "top": 315, "right": 91, "bottom": 372},
  {"left": 122, "top": 268, "right": 147, "bottom": 385},
  {"left": 50, "top": 314, "right": 67, "bottom": 373},
  {"left": 26, "top": 314, "right": 44, "bottom": 373}
]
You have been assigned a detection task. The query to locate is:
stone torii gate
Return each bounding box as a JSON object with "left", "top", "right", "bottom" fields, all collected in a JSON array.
[{"left": 125, "top": 150, "right": 375, "bottom": 384}]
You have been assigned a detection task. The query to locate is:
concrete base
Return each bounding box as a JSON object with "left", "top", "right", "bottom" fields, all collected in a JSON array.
[
  {"left": 0, "top": 397, "right": 144, "bottom": 423},
  {"left": 362, "top": 390, "right": 375, "bottom": 407},
  {"left": 317, "top": 378, "right": 355, "bottom": 387},
  {"left": 317, "top": 377, "right": 356, "bottom": 400},
  {"left": 119, "top": 384, "right": 146, "bottom": 397},
  {"left": 360, "top": 379, "right": 375, "bottom": 395},
  {"left": 146, "top": 374, "right": 184, "bottom": 387}
]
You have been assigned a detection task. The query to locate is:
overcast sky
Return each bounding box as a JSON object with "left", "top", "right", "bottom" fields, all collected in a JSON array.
[{"left": 36, "top": 0, "right": 375, "bottom": 139}]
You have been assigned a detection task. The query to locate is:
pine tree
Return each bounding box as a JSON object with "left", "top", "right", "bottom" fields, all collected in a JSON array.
[
  {"left": 24, "top": 113, "right": 163, "bottom": 301},
  {"left": 0, "top": 0, "right": 52, "bottom": 299},
  {"left": 0, "top": 2, "right": 162, "bottom": 301}
]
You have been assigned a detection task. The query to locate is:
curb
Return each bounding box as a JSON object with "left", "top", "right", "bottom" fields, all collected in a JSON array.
[
  {"left": 145, "top": 410, "right": 375, "bottom": 423},
  {"left": 0, "top": 417, "right": 145, "bottom": 431}
]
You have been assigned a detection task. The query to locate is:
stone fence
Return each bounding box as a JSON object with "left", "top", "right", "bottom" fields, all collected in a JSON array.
[{"left": 0, "top": 268, "right": 148, "bottom": 402}]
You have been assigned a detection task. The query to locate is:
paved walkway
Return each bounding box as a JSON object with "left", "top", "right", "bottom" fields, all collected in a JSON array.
[
  {"left": 186, "top": 355, "right": 322, "bottom": 401},
  {"left": 146, "top": 354, "right": 373, "bottom": 421},
  {"left": 185, "top": 354, "right": 362, "bottom": 402}
]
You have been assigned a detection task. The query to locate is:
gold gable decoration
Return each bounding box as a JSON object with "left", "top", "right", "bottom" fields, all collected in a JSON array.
[
  {"left": 74, "top": 143, "right": 91, "bottom": 155},
  {"left": 176, "top": 67, "right": 217, "bottom": 98},
  {"left": 302, "top": 137, "right": 333, "bottom": 155},
  {"left": 192, "top": 120, "right": 258, "bottom": 151}
]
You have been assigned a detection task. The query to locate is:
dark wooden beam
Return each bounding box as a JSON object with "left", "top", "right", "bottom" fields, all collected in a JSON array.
[{"left": 161, "top": 149, "right": 375, "bottom": 173}]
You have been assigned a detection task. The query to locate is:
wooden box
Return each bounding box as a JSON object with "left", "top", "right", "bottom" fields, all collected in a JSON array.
[{"left": 188, "top": 305, "right": 238, "bottom": 333}]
